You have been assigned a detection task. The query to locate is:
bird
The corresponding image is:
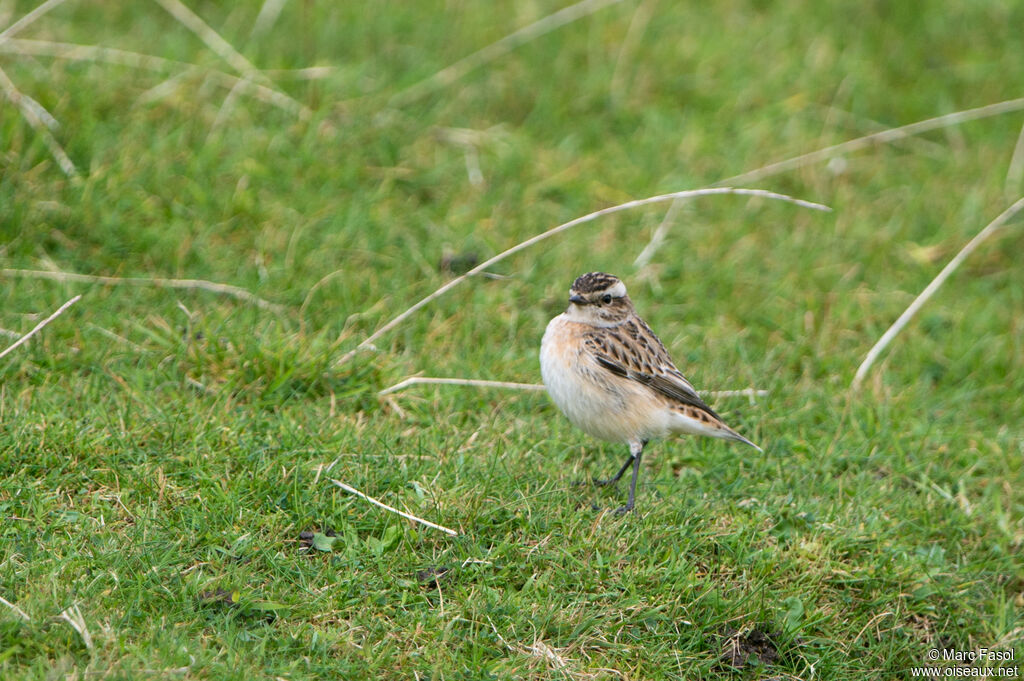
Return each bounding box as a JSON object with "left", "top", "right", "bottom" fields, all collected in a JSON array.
[{"left": 539, "top": 272, "right": 760, "bottom": 514}]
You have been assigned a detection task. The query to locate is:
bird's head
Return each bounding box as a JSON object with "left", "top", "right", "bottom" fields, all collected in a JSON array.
[{"left": 565, "top": 272, "right": 634, "bottom": 325}]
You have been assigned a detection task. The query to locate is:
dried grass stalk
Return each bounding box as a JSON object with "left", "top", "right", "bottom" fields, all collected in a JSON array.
[
  {"left": 609, "top": 0, "right": 657, "bottom": 106},
  {"left": 0, "top": 595, "right": 30, "bottom": 621},
  {"left": 717, "top": 97, "right": 1024, "bottom": 188},
  {"left": 330, "top": 479, "right": 459, "bottom": 537},
  {"left": 632, "top": 197, "right": 682, "bottom": 269},
  {"left": 0, "top": 0, "right": 69, "bottom": 43},
  {"left": 153, "top": 0, "right": 310, "bottom": 118},
  {"left": 0, "top": 38, "right": 309, "bottom": 116},
  {"left": 0, "top": 294, "right": 81, "bottom": 363},
  {"left": 336, "top": 187, "right": 830, "bottom": 365},
  {"left": 379, "top": 376, "right": 769, "bottom": 403},
  {"left": 636, "top": 97, "right": 1024, "bottom": 266},
  {"left": 379, "top": 377, "right": 548, "bottom": 396},
  {"left": 57, "top": 605, "right": 93, "bottom": 650},
  {"left": 251, "top": 0, "right": 288, "bottom": 38},
  {"left": 852, "top": 196, "right": 1024, "bottom": 389},
  {"left": 152, "top": 0, "right": 268, "bottom": 85},
  {"left": 1006, "top": 122, "right": 1024, "bottom": 196},
  {"left": 390, "top": 0, "right": 625, "bottom": 107},
  {"left": 0, "top": 269, "right": 283, "bottom": 311},
  {"left": 0, "top": 64, "right": 76, "bottom": 177}
]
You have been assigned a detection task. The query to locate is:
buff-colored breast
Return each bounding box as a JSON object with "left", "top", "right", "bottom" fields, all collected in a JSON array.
[{"left": 540, "top": 314, "right": 676, "bottom": 444}]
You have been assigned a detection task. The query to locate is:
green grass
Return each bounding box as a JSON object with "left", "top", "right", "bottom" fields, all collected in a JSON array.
[{"left": 1, "top": 0, "right": 1022, "bottom": 678}]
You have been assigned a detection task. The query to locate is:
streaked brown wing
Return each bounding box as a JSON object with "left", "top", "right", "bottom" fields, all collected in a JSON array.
[{"left": 584, "top": 318, "right": 722, "bottom": 421}]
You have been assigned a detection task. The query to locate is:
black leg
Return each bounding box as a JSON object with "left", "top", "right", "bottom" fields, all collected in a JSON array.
[
  {"left": 593, "top": 453, "right": 634, "bottom": 486},
  {"left": 614, "top": 443, "right": 645, "bottom": 515},
  {"left": 594, "top": 439, "right": 648, "bottom": 487}
]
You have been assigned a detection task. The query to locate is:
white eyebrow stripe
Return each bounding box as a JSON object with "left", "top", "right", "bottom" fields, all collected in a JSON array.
[{"left": 607, "top": 281, "right": 627, "bottom": 298}]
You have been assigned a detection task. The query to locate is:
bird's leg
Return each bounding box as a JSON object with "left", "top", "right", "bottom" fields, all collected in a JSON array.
[
  {"left": 593, "top": 454, "right": 634, "bottom": 487},
  {"left": 593, "top": 439, "right": 647, "bottom": 486},
  {"left": 614, "top": 440, "right": 645, "bottom": 515}
]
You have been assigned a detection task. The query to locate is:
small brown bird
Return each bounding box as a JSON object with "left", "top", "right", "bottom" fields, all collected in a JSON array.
[{"left": 540, "top": 272, "right": 760, "bottom": 514}]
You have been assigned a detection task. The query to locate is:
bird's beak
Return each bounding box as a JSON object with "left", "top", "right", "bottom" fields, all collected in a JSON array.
[{"left": 568, "top": 294, "right": 586, "bottom": 305}]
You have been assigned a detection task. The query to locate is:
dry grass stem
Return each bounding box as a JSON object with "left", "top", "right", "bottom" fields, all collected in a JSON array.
[
  {"left": 0, "top": 0, "right": 68, "bottom": 43},
  {"left": 185, "top": 376, "right": 213, "bottom": 394},
  {"left": 526, "top": 639, "right": 571, "bottom": 671},
  {"left": 330, "top": 479, "right": 459, "bottom": 537},
  {"left": 0, "top": 594, "right": 30, "bottom": 621},
  {"left": 379, "top": 377, "right": 547, "bottom": 396},
  {"left": 87, "top": 324, "right": 151, "bottom": 354},
  {"left": 708, "top": 388, "right": 770, "bottom": 402},
  {"left": 135, "top": 68, "right": 196, "bottom": 106},
  {"left": 0, "top": 39, "right": 308, "bottom": 116},
  {"left": 716, "top": 96, "right": 1024, "bottom": 187},
  {"left": 379, "top": 376, "right": 769, "bottom": 403},
  {"left": 209, "top": 78, "right": 245, "bottom": 136},
  {"left": 635, "top": 97, "right": 1024, "bottom": 266},
  {"left": 151, "top": 0, "right": 310, "bottom": 118},
  {"left": 3, "top": 38, "right": 180, "bottom": 70},
  {"left": 57, "top": 604, "right": 93, "bottom": 651},
  {"left": 389, "top": 0, "right": 625, "bottom": 107},
  {"left": 336, "top": 187, "right": 830, "bottom": 366},
  {"left": 852, "top": 196, "right": 1024, "bottom": 389},
  {"left": 0, "top": 294, "right": 81, "bottom": 363},
  {"left": 814, "top": 104, "right": 946, "bottom": 157},
  {"left": 1006, "top": 122, "right": 1024, "bottom": 195},
  {"left": 0, "top": 269, "right": 283, "bottom": 311},
  {"left": 0, "top": 64, "right": 76, "bottom": 177},
  {"left": 851, "top": 611, "right": 895, "bottom": 646},
  {"left": 251, "top": 0, "right": 288, "bottom": 38},
  {"left": 9, "top": 88, "right": 59, "bottom": 130},
  {"left": 991, "top": 626, "right": 1024, "bottom": 651},
  {"left": 264, "top": 66, "right": 335, "bottom": 80},
  {"left": 633, "top": 196, "right": 682, "bottom": 269},
  {"left": 609, "top": 0, "right": 657, "bottom": 106},
  {"left": 464, "top": 144, "right": 484, "bottom": 186},
  {"left": 152, "top": 0, "right": 267, "bottom": 84}
]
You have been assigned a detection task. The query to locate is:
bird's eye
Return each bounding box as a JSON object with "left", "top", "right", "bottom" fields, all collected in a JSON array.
[{"left": 601, "top": 294, "right": 612, "bottom": 304}]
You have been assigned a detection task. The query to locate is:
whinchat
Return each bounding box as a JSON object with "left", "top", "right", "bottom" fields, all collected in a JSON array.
[{"left": 540, "top": 272, "right": 760, "bottom": 514}]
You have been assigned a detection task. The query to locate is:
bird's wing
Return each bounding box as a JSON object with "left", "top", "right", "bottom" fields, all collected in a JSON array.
[{"left": 584, "top": 318, "right": 722, "bottom": 421}]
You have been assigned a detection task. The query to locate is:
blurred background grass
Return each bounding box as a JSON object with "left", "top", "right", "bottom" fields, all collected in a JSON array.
[{"left": 1, "top": 0, "right": 1022, "bottom": 678}]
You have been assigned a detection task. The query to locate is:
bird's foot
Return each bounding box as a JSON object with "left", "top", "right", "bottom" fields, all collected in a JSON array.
[
  {"left": 592, "top": 476, "right": 621, "bottom": 487},
  {"left": 612, "top": 502, "right": 635, "bottom": 516}
]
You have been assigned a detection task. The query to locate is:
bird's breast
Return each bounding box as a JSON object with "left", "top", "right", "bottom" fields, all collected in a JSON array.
[{"left": 540, "top": 316, "right": 668, "bottom": 443}]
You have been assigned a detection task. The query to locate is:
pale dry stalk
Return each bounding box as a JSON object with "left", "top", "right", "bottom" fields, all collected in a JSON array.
[
  {"left": 0, "top": 269, "right": 283, "bottom": 311},
  {"left": 0, "top": 64, "right": 76, "bottom": 176},
  {"left": 0, "top": 294, "right": 81, "bottom": 363},
  {"left": 151, "top": 0, "right": 310, "bottom": 118},
  {"left": 0, "top": 39, "right": 308, "bottom": 116},
  {"left": 330, "top": 479, "right": 459, "bottom": 537},
  {"left": 390, "top": 0, "right": 625, "bottom": 107},
  {"left": 635, "top": 96, "right": 1024, "bottom": 265},
  {"left": 378, "top": 376, "right": 769, "bottom": 403},
  {"left": 335, "top": 187, "right": 830, "bottom": 366},
  {"left": 852, "top": 196, "right": 1024, "bottom": 389}
]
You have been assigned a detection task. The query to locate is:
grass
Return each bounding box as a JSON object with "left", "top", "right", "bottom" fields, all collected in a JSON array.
[{"left": 1, "top": 0, "right": 1022, "bottom": 678}]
